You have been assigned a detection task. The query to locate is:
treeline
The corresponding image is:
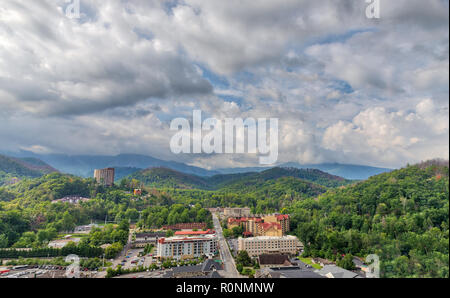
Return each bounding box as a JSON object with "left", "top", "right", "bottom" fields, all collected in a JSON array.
[
  {"left": 136, "top": 203, "right": 212, "bottom": 229},
  {"left": 0, "top": 243, "right": 104, "bottom": 259}
]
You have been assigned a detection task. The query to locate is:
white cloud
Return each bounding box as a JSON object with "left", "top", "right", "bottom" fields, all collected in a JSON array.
[
  {"left": 0, "top": 0, "right": 448, "bottom": 169},
  {"left": 322, "top": 99, "right": 449, "bottom": 166}
]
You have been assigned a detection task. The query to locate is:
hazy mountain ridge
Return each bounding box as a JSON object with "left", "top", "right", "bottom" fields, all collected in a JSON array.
[
  {"left": 218, "top": 162, "right": 393, "bottom": 180},
  {"left": 127, "top": 166, "right": 353, "bottom": 190},
  {"left": 4, "top": 151, "right": 218, "bottom": 178}
]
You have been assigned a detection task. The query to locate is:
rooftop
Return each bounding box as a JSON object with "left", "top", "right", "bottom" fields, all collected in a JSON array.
[
  {"left": 259, "top": 222, "right": 282, "bottom": 230},
  {"left": 315, "top": 265, "right": 361, "bottom": 278},
  {"left": 158, "top": 234, "right": 217, "bottom": 244},
  {"left": 258, "top": 266, "right": 325, "bottom": 278},
  {"left": 174, "top": 229, "right": 215, "bottom": 236},
  {"left": 258, "top": 254, "right": 291, "bottom": 266},
  {"left": 239, "top": 235, "right": 298, "bottom": 241}
]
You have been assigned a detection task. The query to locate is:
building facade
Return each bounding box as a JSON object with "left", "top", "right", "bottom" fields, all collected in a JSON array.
[
  {"left": 162, "top": 222, "right": 207, "bottom": 231},
  {"left": 223, "top": 207, "right": 251, "bottom": 218},
  {"left": 262, "top": 214, "right": 290, "bottom": 234},
  {"left": 227, "top": 214, "right": 290, "bottom": 237},
  {"left": 94, "top": 168, "right": 115, "bottom": 186},
  {"left": 157, "top": 234, "right": 218, "bottom": 260},
  {"left": 256, "top": 222, "right": 283, "bottom": 237},
  {"left": 238, "top": 235, "right": 302, "bottom": 257}
]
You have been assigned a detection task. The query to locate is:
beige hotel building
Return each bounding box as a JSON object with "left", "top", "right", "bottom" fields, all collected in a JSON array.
[{"left": 238, "top": 235, "right": 303, "bottom": 257}]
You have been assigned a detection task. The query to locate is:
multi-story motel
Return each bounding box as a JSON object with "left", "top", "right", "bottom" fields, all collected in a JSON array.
[
  {"left": 264, "top": 214, "right": 290, "bottom": 234},
  {"left": 223, "top": 207, "right": 251, "bottom": 218},
  {"left": 162, "top": 222, "right": 207, "bottom": 231},
  {"left": 238, "top": 235, "right": 303, "bottom": 257},
  {"left": 94, "top": 168, "right": 115, "bottom": 186},
  {"left": 227, "top": 214, "right": 291, "bottom": 237},
  {"left": 157, "top": 234, "right": 218, "bottom": 260}
]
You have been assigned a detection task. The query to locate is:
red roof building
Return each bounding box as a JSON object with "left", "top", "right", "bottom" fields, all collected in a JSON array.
[
  {"left": 174, "top": 229, "right": 215, "bottom": 236},
  {"left": 162, "top": 222, "right": 207, "bottom": 231}
]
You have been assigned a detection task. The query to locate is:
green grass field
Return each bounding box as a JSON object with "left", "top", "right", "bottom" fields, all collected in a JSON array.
[{"left": 299, "top": 257, "right": 322, "bottom": 269}]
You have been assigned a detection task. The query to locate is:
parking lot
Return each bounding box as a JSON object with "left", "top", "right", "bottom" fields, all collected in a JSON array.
[
  {"left": 0, "top": 265, "right": 98, "bottom": 279},
  {"left": 117, "top": 247, "right": 159, "bottom": 270}
]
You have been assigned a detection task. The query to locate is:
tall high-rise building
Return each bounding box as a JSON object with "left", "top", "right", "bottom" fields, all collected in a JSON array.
[{"left": 94, "top": 168, "right": 115, "bottom": 186}]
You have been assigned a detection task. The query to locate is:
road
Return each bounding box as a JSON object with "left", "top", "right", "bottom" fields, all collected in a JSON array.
[
  {"left": 212, "top": 213, "right": 241, "bottom": 278},
  {"left": 95, "top": 228, "right": 135, "bottom": 278}
]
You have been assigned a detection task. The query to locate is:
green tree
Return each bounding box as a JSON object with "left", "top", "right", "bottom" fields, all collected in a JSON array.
[{"left": 236, "top": 250, "right": 252, "bottom": 267}]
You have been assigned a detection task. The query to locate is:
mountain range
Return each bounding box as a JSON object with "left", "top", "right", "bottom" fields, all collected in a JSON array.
[
  {"left": 1, "top": 151, "right": 392, "bottom": 180},
  {"left": 126, "top": 166, "right": 352, "bottom": 190}
]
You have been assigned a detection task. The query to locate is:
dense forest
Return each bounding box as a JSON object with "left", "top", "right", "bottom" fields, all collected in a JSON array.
[{"left": 288, "top": 161, "right": 449, "bottom": 278}]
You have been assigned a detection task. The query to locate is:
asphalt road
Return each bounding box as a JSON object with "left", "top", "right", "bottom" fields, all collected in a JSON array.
[{"left": 212, "top": 213, "right": 241, "bottom": 278}]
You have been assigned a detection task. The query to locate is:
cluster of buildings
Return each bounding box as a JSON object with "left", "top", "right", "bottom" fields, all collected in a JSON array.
[
  {"left": 254, "top": 255, "right": 364, "bottom": 278},
  {"left": 219, "top": 208, "right": 303, "bottom": 258},
  {"left": 133, "top": 232, "right": 167, "bottom": 248},
  {"left": 73, "top": 223, "right": 103, "bottom": 233},
  {"left": 227, "top": 214, "right": 290, "bottom": 237},
  {"left": 207, "top": 207, "right": 251, "bottom": 217},
  {"left": 51, "top": 196, "right": 91, "bottom": 204},
  {"left": 132, "top": 224, "right": 218, "bottom": 260},
  {"left": 94, "top": 168, "right": 115, "bottom": 186},
  {"left": 48, "top": 236, "right": 81, "bottom": 248},
  {"left": 163, "top": 259, "right": 222, "bottom": 278}
]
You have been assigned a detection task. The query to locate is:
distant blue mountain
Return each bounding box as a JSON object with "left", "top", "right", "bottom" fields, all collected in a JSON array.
[{"left": 4, "top": 151, "right": 219, "bottom": 178}]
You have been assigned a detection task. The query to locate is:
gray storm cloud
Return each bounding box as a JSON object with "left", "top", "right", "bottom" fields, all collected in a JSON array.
[{"left": 0, "top": 0, "right": 448, "bottom": 168}]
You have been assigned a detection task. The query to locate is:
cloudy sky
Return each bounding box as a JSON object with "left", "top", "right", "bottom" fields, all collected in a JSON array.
[{"left": 0, "top": 0, "right": 448, "bottom": 169}]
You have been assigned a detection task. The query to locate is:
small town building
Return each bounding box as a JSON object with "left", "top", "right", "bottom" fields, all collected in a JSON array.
[
  {"left": 163, "top": 259, "right": 222, "bottom": 278},
  {"left": 162, "top": 223, "right": 208, "bottom": 231},
  {"left": 258, "top": 254, "right": 293, "bottom": 268}
]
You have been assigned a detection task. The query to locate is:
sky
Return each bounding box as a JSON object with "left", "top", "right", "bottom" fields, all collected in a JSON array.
[{"left": 0, "top": 0, "right": 448, "bottom": 169}]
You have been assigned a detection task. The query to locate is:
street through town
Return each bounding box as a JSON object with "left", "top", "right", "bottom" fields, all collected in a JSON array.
[{"left": 212, "top": 213, "right": 241, "bottom": 278}]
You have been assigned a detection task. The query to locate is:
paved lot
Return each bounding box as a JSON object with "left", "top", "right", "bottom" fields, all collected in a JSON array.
[{"left": 0, "top": 266, "right": 97, "bottom": 279}]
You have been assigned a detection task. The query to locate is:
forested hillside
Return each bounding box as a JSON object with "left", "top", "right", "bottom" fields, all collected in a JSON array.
[
  {"left": 0, "top": 172, "right": 211, "bottom": 249},
  {"left": 127, "top": 166, "right": 352, "bottom": 190},
  {"left": 0, "top": 154, "right": 58, "bottom": 186},
  {"left": 128, "top": 167, "right": 210, "bottom": 189},
  {"left": 288, "top": 160, "right": 449, "bottom": 278}
]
